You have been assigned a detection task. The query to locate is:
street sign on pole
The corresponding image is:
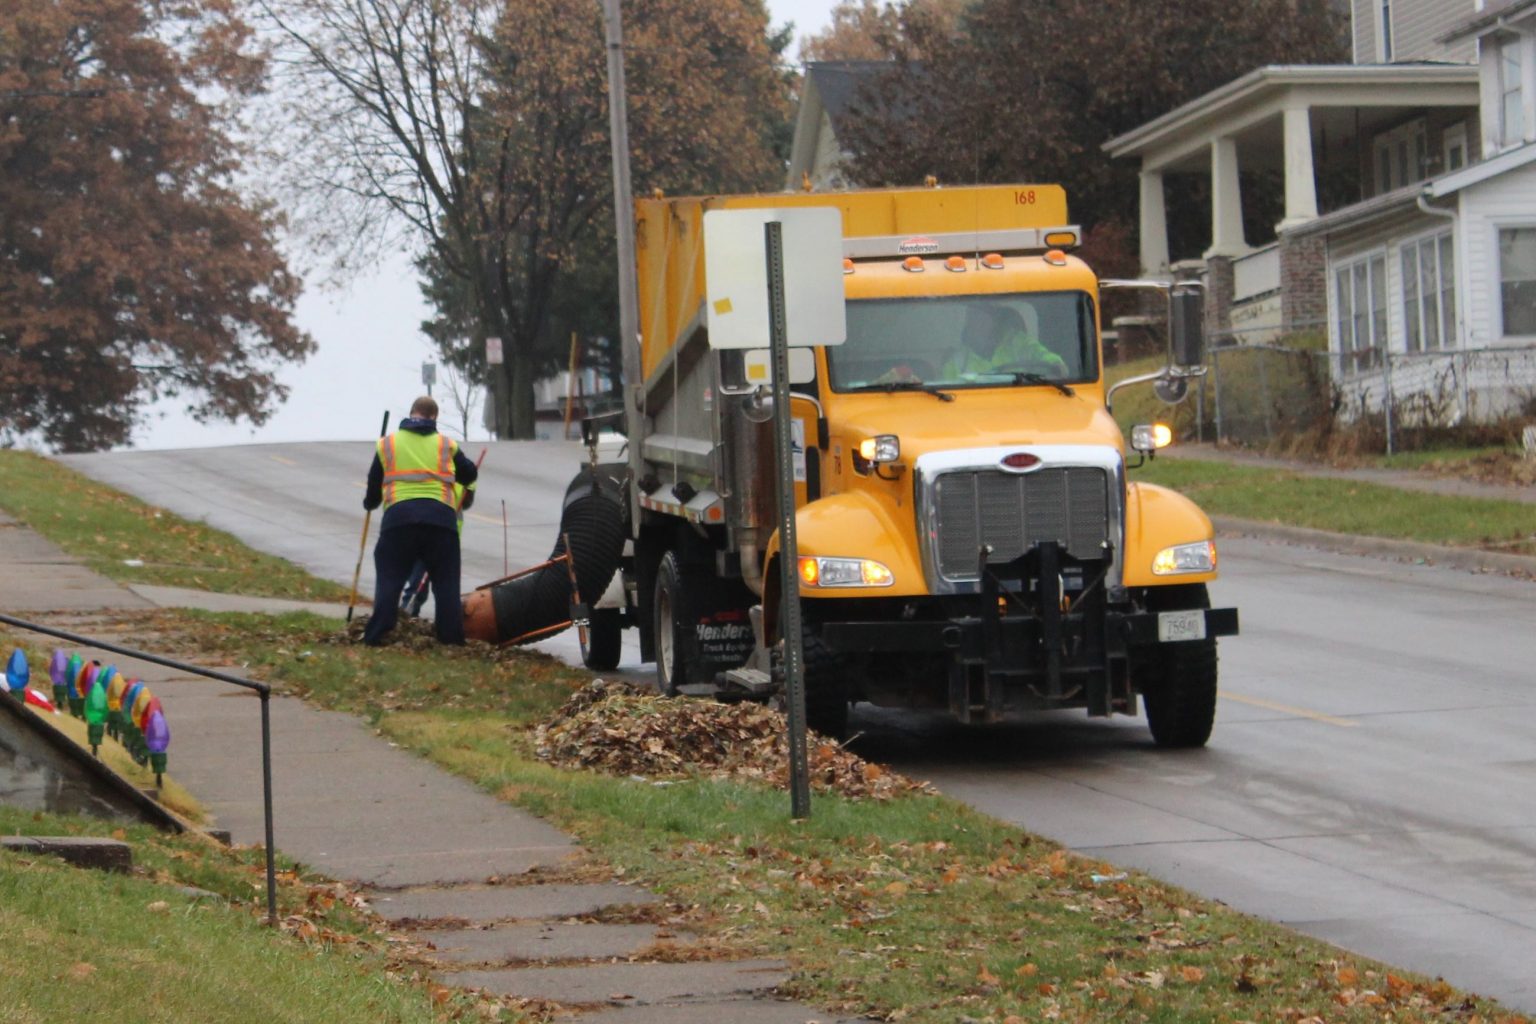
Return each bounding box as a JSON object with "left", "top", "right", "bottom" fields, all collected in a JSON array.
[
  {"left": 485, "top": 336, "right": 503, "bottom": 365},
  {"left": 421, "top": 361, "right": 436, "bottom": 395}
]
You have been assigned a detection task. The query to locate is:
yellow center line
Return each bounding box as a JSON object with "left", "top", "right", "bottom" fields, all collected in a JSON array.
[
  {"left": 464, "top": 511, "right": 503, "bottom": 525},
  {"left": 1221, "top": 692, "right": 1358, "bottom": 728},
  {"left": 269, "top": 454, "right": 296, "bottom": 466}
]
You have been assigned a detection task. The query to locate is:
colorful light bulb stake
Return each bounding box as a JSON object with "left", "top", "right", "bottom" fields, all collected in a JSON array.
[
  {"left": 120, "top": 680, "right": 146, "bottom": 763},
  {"left": 85, "top": 665, "right": 113, "bottom": 755},
  {"left": 129, "top": 685, "right": 156, "bottom": 766},
  {"left": 106, "top": 671, "right": 129, "bottom": 741},
  {"left": 48, "top": 650, "right": 68, "bottom": 708},
  {"left": 4, "top": 649, "right": 27, "bottom": 699},
  {"left": 61, "top": 653, "right": 81, "bottom": 714},
  {"left": 144, "top": 707, "right": 170, "bottom": 788}
]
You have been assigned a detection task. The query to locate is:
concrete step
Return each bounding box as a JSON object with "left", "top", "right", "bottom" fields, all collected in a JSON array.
[
  {"left": 438, "top": 958, "right": 789, "bottom": 1006},
  {"left": 367, "top": 882, "right": 658, "bottom": 924},
  {"left": 413, "top": 922, "right": 659, "bottom": 964}
]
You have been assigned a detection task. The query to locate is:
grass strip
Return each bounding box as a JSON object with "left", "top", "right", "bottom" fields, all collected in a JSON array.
[
  {"left": 1134, "top": 458, "right": 1536, "bottom": 553},
  {"left": 0, "top": 450, "right": 349, "bottom": 601},
  {"left": 0, "top": 805, "right": 500, "bottom": 1023}
]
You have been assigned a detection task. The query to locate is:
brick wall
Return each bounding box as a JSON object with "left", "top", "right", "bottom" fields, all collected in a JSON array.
[
  {"left": 1202, "top": 256, "right": 1234, "bottom": 345},
  {"left": 1280, "top": 233, "right": 1328, "bottom": 335}
]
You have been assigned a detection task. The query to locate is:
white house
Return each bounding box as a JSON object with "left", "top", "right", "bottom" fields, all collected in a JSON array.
[{"left": 1107, "top": 0, "right": 1536, "bottom": 425}]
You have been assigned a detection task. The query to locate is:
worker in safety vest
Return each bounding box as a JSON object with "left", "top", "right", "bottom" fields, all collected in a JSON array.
[{"left": 361, "top": 396, "right": 479, "bottom": 645}]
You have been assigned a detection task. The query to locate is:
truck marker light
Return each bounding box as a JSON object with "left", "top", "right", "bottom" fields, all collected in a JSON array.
[
  {"left": 944, "top": 255, "right": 967, "bottom": 272},
  {"left": 901, "top": 256, "right": 925, "bottom": 273},
  {"left": 981, "top": 253, "right": 1005, "bottom": 269},
  {"left": 799, "top": 557, "right": 820, "bottom": 586},
  {"left": 842, "top": 258, "right": 855, "bottom": 275},
  {"left": 1044, "top": 231, "right": 1078, "bottom": 248},
  {"left": 1044, "top": 249, "right": 1068, "bottom": 266},
  {"left": 1000, "top": 452, "right": 1041, "bottom": 471},
  {"left": 1130, "top": 423, "right": 1173, "bottom": 453}
]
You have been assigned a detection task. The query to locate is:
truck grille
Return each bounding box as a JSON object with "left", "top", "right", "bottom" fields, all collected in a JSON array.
[{"left": 933, "top": 467, "right": 1109, "bottom": 579}]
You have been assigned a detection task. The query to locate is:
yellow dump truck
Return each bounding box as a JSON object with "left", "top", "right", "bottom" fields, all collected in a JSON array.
[{"left": 584, "top": 183, "right": 1237, "bottom": 746}]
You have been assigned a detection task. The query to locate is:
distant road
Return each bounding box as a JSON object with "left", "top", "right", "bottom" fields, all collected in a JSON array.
[{"left": 62, "top": 441, "right": 1536, "bottom": 1012}]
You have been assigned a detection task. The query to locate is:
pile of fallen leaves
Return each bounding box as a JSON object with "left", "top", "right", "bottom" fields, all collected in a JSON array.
[{"left": 534, "top": 680, "right": 933, "bottom": 801}]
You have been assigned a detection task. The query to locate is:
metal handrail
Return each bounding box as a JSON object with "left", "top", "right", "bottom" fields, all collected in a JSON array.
[{"left": 0, "top": 612, "right": 278, "bottom": 927}]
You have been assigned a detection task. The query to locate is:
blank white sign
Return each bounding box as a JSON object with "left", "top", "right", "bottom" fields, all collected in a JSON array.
[{"left": 702, "top": 207, "right": 847, "bottom": 349}]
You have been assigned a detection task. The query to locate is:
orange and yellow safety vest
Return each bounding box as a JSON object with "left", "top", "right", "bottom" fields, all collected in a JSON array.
[{"left": 377, "top": 430, "right": 458, "bottom": 508}]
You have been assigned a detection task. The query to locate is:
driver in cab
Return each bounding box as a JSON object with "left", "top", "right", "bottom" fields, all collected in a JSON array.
[{"left": 940, "top": 305, "right": 1067, "bottom": 380}]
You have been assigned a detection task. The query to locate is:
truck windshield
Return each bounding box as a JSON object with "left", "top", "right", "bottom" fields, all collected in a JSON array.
[{"left": 828, "top": 291, "right": 1096, "bottom": 392}]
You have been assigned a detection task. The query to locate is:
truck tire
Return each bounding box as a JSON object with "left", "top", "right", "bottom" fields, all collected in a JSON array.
[
  {"left": 653, "top": 551, "right": 697, "bottom": 696},
  {"left": 802, "top": 625, "right": 850, "bottom": 739},
  {"left": 581, "top": 608, "right": 623, "bottom": 671},
  {"left": 1138, "top": 583, "right": 1218, "bottom": 749}
]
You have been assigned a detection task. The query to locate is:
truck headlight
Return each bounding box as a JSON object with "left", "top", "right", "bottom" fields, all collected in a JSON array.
[
  {"left": 798, "top": 556, "right": 895, "bottom": 588},
  {"left": 1131, "top": 423, "right": 1173, "bottom": 454},
  {"left": 857, "top": 435, "right": 900, "bottom": 463},
  {"left": 1152, "top": 540, "right": 1216, "bottom": 575}
]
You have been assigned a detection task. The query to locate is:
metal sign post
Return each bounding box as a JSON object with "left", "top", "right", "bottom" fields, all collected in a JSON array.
[{"left": 765, "top": 221, "right": 811, "bottom": 819}]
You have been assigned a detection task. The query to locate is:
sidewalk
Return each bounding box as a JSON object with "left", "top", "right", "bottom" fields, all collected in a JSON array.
[{"left": 0, "top": 512, "right": 845, "bottom": 1023}]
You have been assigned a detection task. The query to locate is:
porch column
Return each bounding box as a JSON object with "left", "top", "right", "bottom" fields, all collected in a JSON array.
[
  {"left": 1205, "top": 135, "right": 1248, "bottom": 258},
  {"left": 1278, "top": 105, "right": 1320, "bottom": 230},
  {"left": 1138, "top": 169, "right": 1171, "bottom": 277}
]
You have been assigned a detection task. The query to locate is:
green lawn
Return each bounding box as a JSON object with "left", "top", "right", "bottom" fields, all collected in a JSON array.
[{"left": 1135, "top": 458, "right": 1536, "bottom": 553}]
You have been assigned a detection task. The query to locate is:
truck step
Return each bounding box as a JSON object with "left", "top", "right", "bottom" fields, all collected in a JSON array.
[
  {"left": 718, "top": 668, "right": 778, "bottom": 695},
  {"left": 675, "top": 683, "right": 718, "bottom": 698}
]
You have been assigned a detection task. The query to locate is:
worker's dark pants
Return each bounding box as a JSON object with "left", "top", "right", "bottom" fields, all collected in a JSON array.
[{"left": 364, "top": 524, "right": 464, "bottom": 645}]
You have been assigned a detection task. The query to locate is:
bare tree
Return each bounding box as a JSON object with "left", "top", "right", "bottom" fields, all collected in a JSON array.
[{"left": 257, "top": 0, "right": 788, "bottom": 439}]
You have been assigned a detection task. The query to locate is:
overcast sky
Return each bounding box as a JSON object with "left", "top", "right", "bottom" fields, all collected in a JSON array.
[{"left": 129, "top": 1, "right": 838, "bottom": 451}]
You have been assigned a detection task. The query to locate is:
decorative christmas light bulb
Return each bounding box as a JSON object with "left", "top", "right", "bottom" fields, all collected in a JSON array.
[
  {"left": 120, "top": 681, "right": 147, "bottom": 763},
  {"left": 144, "top": 708, "right": 170, "bottom": 788},
  {"left": 85, "top": 666, "right": 112, "bottom": 755},
  {"left": 106, "top": 672, "right": 129, "bottom": 741},
  {"left": 4, "top": 649, "right": 26, "bottom": 698},
  {"left": 61, "top": 653, "right": 81, "bottom": 712}
]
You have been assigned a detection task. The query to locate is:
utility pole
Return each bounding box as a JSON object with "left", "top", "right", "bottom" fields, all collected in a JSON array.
[{"left": 601, "top": 0, "right": 644, "bottom": 529}]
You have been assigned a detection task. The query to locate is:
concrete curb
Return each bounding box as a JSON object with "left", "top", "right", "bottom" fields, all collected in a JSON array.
[{"left": 1211, "top": 515, "right": 1536, "bottom": 578}]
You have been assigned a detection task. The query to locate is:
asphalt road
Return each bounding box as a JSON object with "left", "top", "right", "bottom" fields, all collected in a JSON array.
[{"left": 62, "top": 440, "right": 1536, "bottom": 1012}]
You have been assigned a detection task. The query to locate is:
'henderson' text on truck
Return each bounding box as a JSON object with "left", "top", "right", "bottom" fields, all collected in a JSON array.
[{"left": 577, "top": 184, "right": 1238, "bottom": 747}]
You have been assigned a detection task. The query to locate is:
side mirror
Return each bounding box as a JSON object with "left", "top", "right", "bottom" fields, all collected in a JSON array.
[
  {"left": 1169, "top": 288, "right": 1204, "bottom": 368},
  {"left": 1152, "top": 375, "right": 1188, "bottom": 404}
]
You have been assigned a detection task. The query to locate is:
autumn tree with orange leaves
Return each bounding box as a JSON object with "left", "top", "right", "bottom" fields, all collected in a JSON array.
[
  {"left": 0, "top": 0, "right": 312, "bottom": 451},
  {"left": 263, "top": 0, "right": 789, "bottom": 439}
]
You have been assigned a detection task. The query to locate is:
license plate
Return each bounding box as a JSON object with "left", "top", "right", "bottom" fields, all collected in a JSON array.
[{"left": 1158, "top": 609, "right": 1207, "bottom": 643}]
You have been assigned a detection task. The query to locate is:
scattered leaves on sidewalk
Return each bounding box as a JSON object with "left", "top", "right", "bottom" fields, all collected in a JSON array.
[{"left": 534, "top": 680, "right": 934, "bottom": 801}]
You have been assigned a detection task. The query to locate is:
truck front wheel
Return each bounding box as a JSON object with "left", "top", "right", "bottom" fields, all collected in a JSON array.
[
  {"left": 1137, "top": 583, "right": 1218, "bottom": 749},
  {"left": 802, "top": 625, "right": 850, "bottom": 739}
]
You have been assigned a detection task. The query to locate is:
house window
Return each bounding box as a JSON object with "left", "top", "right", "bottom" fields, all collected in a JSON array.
[
  {"left": 1373, "top": 120, "right": 1427, "bottom": 193},
  {"left": 1501, "top": 37, "right": 1525, "bottom": 148},
  {"left": 1500, "top": 228, "right": 1536, "bottom": 336},
  {"left": 1379, "top": 0, "right": 1393, "bottom": 62},
  {"left": 1401, "top": 232, "right": 1455, "bottom": 352},
  {"left": 1443, "top": 123, "right": 1467, "bottom": 172},
  {"left": 1334, "top": 254, "right": 1387, "bottom": 371}
]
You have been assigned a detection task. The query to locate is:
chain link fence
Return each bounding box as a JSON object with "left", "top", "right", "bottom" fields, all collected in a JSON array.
[{"left": 1197, "top": 343, "right": 1536, "bottom": 453}]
